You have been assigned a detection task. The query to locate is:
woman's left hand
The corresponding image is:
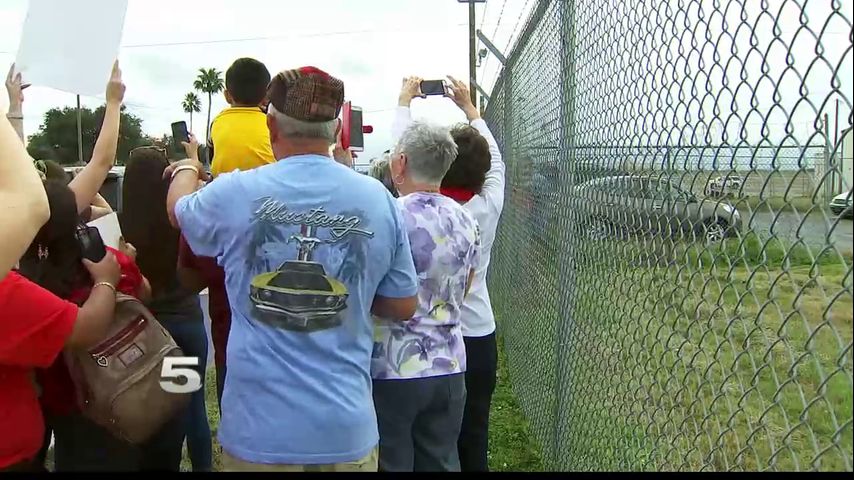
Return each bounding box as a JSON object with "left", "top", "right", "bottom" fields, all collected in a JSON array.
[{"left": 5, "top": 63, "right": 28, "bottom": 110}]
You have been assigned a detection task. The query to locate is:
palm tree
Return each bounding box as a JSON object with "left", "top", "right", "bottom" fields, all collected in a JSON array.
[
  {"left": 182, "top": 92, "right": 202, "bottom": 131},
  {"left": 193, "top": 68, "right": 225, "bottom": 161}
]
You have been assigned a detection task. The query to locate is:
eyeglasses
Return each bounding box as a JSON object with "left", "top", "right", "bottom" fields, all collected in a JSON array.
[{"left": 129, "top": 145, "right": 166, "bottom": 156}]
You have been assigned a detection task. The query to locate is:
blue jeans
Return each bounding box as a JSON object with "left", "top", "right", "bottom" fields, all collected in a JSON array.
[{"left": 158, "top": 308, "right": 213, "bottom": 472}]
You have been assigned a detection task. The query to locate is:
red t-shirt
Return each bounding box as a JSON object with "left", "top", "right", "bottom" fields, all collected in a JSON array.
[
  {"left": 178, "top": 235, "right": 230, "bottom": 367},
  {"left": 0, "top": 272, "right": 78, "bottom": 468},
  {"left": 37, "top": 247, "right": 144, "bottom": 417}
]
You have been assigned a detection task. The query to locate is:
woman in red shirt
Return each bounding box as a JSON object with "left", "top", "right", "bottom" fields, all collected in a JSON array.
[
  {"left": 1, "top": 65, "right": 123, "bottom": 472},
  {"left": 0, "top": 221, "right": 122, "bottom": 472},
  {"left": 0, "top": 261, "right": 120, "bottom": 471},
  {"left": 16, "top": 180, "right": 151, "bottom": 472}
]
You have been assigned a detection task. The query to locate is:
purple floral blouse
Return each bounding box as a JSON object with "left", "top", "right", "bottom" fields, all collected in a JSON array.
[{"left": 371, "top": 192, "right": 481, "bottom": 380}]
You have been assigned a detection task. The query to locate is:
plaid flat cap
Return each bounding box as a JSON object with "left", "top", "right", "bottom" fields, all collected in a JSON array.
[{"left": 266, "top": 66, "right": 345, "bottom": 122}]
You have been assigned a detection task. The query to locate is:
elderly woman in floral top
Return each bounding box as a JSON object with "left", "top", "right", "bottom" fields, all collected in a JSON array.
[{"left": 371, "top": 81, "right": 481, "bottom": 472}]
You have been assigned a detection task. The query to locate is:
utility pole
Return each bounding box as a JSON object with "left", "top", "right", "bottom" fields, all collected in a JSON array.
[
  {"left": 459, "top": 0, "right": 485, "bottom": 106},
  {"left": 76, "top": 94, "right": 83, "bottom": 165},
  {"left": 468, "top": 0, "right": 477, "bottom": 106}
]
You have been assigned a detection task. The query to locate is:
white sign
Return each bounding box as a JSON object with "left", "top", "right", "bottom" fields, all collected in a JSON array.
[
  {"left": 87, "top": 211, "right": 122, "bottom": 250},
  {"left": 15, "top": 0, "right": 128, "bottom": 96}
]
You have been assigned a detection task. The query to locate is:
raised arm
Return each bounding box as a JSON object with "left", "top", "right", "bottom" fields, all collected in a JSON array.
[
  {"left": 470, "top": 118, "right": 504, "bottom": 211},
  {"left": 446, "top": 76, "right": 505, "bottom": 213},
  {"left": 165, "top": 134, "right": 203, "bottom": 229},
  {"left": 87, "top": 192, "right": 114, "bottom": 221},
  {"left": 391, "top": 76, "right": 423, "bottom": 142},
  {"left": 0, "top": 116, "right": 49, "bottom": 279},
  {"left": 68, "top": 61, "right": 125, "bottom": 215},
  {"left": 5, "top": 64, "right": 26, "bottom": 143}
]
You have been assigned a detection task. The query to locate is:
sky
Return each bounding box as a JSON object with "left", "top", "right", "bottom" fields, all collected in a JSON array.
[{"left": 0, "top": 0, "right": 537, "bottom": 164}]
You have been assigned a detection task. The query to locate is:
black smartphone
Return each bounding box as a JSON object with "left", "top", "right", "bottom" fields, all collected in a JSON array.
[
  {"left": 75, "top": 225, "right": 107, "bottom": 263},
  {"left": 420, "top": 80, "right": 447, "bottom": 96},
  {"left": 170, "top": 121, "right": 190, "bottom": 150}
]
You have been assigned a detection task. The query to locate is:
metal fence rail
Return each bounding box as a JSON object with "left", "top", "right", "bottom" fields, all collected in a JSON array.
[{"left": 483, "top": 0, "right": 853, "bottom": 471}]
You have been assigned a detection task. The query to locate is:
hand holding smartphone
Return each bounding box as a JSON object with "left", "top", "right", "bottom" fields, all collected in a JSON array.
[
  {"left": 75, "top": 225, "right": 107, "bottom": 262},
  {"left": 170, "top": 121, "right": 190, "bottom": 151},
  {"left": 341, "top": 102, "right": 365, "bottom": 152}
]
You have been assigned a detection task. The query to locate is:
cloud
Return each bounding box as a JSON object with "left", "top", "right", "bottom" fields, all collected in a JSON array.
[{"left": 1, "top": 0, "right": 494, "bottom": 162}]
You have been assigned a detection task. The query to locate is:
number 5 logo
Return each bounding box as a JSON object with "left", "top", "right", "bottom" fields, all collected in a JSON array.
[{"left": 160, "top": 357, "right": 202, "bottom": 394}]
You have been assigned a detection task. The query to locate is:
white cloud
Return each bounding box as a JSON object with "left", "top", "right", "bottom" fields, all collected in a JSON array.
[{"left": 0, "top": 0, "right": 503, "bottom": 162}]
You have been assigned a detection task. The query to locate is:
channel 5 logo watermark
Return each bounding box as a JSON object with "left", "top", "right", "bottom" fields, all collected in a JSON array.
[{"left": 159, "top": 357, "right": 203, "bottom": 394}]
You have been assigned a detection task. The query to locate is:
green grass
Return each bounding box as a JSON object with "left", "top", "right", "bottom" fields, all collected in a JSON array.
[
  {"left": 738, "top": 196, "right": 818, "bottom": 214},
  {"left": 488, "top": 222, "right": 852, "bottom": 471},
  {"left": 180, "top": 368, "right": 223, "bottom": 472},
  {"left": 183, "top": 347, "right": 544, "bottom": 472},
  {"left": 682, "top": 232, "right": 848, "bottom": 270},
  {"left": 480, "top": 191, "right": 854, "bottom": 471},
  {"left": 488, "top": 335, "right": 545, "bottom": 471}
]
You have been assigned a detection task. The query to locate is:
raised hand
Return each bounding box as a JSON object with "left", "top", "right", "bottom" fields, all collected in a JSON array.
[
  {"left": 105, "top": 60, "right": 126, "bottom": 105},
  {"left": 332, "top": 128, "right": 354, "bottom": 167},
  {"left": 5, "top": 63, "right": 28, "bottom": 110},
  {"left": 181, "top": 133, "right": 201, "bottom": 161},
  {"left": 445, "top": 75, "right": 479, "bottom": 121},
  {"left": 398, "top": 76, "right": 425, "bottom": 107}
]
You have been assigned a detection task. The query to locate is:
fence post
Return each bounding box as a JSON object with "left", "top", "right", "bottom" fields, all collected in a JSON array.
[
  {"left": 552, "top": 0, "right": 577, "bottom": 470},
  {"left": 504, "top": 65, "right": 514, "bottom": 200}
]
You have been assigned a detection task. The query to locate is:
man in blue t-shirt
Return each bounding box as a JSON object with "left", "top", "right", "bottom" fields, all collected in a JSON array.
[{"left": 165, "top": 66, "right": 418, "bottom": 472}]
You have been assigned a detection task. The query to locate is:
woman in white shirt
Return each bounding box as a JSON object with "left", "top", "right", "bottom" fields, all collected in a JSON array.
[{"left": 392, "top": 76, "right": 505, "bottom": 472}]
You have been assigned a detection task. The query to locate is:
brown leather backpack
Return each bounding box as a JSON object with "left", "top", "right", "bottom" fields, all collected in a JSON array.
[{"left": 64, "top": 294, "right": 192, "bottom": 444}]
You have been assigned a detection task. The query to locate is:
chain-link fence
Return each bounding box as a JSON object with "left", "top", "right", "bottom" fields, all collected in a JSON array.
[{"left": 483, "top": 0, "right": 853, "bottom": 471}]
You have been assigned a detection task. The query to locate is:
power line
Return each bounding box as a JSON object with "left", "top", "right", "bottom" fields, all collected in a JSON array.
[
  {"left": 504, "top": 0, "right": 533, "bottom": 53},
  {"left": 481, "top": 0, "right": 492, "bottom": 32},
  {"left": 0, "top": 23, "right": 480, "bottom": 53},
  {"left": 478, "top": 0, "right": 533, "bottom": 93},
  {"left": 116, "top": 23, "right": 474, "bottom": 49},
  {"left": 478, "top": 0, "right": 509, "bottom": 86},
  {"left": 490, "top": 0, "right": 510, "bottom": 41},
  {"left": 74, "top": 96, "right": 398, "bottom": 115}
]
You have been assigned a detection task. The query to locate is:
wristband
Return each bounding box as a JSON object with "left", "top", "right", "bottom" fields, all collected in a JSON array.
[
  {"left": 171, "top": 165, "right": 200, "bottom": 180},
  {"left": 5, "top": 113, "right": 23, "bottom": 120},
  {"left": 93, "top": 281, "right": 117, "bottom": 295}
]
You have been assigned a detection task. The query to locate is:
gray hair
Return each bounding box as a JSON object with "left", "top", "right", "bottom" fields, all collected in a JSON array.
[
  {"left": 369, "top": 152, "right": 397, "bottom": 197},
  {"left": 393, "top": 121, "right": 458, "bottom": 184},
  {"left": 268, "top": 104, "right": 337, "bottom": 143}
]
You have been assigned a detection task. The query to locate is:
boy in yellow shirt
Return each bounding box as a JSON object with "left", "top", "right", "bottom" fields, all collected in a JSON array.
[
  {"left": 208, "top": 58, "right": 275, "bottom": 177},
  {"left": 192, "top": 58, "right": 274, "bottom": 413}
]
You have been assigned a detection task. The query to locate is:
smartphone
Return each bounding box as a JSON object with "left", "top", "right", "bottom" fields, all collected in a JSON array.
[
  {"left": 75, "top": 225, "right": 107, "bottom": 263},
  {"left": 348, "top": 106, "right": 364, "bottom": 152},
  {"left": 170, "top": 121, "right": 189, "bottom": 150},
  {"left": 420, "top": 80, "right": 447, "bottom": 96},
  {"left": 341, "top": 102, "right": 365, "bottom": 152}
]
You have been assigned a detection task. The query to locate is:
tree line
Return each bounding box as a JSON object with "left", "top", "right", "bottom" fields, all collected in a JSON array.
[{"left": 28, "top": 68, "right": 225, "bottom": 166}]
